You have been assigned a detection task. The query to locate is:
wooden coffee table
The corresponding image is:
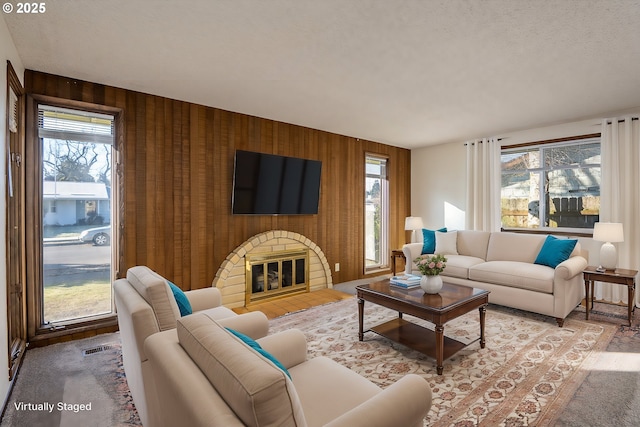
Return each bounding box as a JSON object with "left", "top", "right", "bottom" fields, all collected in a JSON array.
[{"left": 356, "top": 280, "right": 489, "bottom": 375}]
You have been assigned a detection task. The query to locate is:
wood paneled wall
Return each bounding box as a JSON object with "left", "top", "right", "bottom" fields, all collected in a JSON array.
[{"left": 25, "top": 70, "right": 411, "bottom": 288}]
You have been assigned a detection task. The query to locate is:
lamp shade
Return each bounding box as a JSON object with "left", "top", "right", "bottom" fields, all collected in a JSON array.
[
  {"left": 593, "top": 222, "right": 624, "bottom": 243},
  {"left": 404, "top": 217, "right": 424, "bottom": 231}
]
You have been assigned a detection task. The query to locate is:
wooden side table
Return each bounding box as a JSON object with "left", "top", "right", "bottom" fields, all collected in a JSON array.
[
  {"left": 390, "top": 249, "right": 406, "bottom": 275},
  {"left": 583, "top": 266, "right": 637, "bottom": 326}
]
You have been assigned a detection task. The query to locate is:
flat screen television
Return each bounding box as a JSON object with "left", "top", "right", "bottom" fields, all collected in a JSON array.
[{"left": 232, "top": 150, "right": 322, "bottom": 215}]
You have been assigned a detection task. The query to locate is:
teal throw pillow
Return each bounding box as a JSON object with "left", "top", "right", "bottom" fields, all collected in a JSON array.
[
  {"left": 534, "top": 235, "right": 578, "bottom": 268},
  {"left": 226, "top": 328, "right": 292, "bottom": 379},
  {"left": 167, "top": 281, "right": 193, "bottom": 317},
  {"left": 422, "top": 227, "right": 447, "bottom": 254}
]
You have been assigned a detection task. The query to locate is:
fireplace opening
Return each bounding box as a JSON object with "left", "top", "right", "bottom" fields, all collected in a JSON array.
[{"left": 246, "top": 249, "right": 309, "bottom": 305}]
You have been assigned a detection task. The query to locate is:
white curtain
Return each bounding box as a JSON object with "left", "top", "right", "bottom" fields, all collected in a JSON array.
[
  {"left": 465, "top": 137, "right": 501, "bottom": 232},
  {"left": 599, "top": 116, "right": 640, "bottom": 307}
]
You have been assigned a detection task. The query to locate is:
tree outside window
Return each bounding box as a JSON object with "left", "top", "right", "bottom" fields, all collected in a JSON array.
[{"left": 501, "top": 137, "right": 600, "bottom": 230}]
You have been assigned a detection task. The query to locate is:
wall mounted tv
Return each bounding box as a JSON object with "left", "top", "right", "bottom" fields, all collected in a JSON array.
[{"left": 232, "top": 150, "right": 322, "bottom": 215}]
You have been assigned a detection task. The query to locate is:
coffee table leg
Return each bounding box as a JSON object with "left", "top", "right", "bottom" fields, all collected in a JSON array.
[
  {"left": 435, "top": 324, "right": 444, "bottom": 375},
  {"left": 358, "top": 298, "right": 364, "bottom": 341},
  {"left": 479, "top": 305, "right": 486, "bottom": 349}
]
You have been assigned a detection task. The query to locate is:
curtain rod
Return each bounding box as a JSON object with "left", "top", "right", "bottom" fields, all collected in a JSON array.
[
  {"left": 502, "top": 133, "right": 600, "bottom": 150},
  {"left": 463, "top": 138, "right": 502, "bottom": 146},
  {"left": 606, "top": 117, "right": 638, "bottom": 124},
  {"left": 464, "top": 117, "right": 638, "bottom": 146}
]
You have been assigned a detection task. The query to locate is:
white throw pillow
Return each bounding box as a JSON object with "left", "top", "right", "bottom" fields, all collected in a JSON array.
[{"left": 435, "top": 231, "right": 458, "bottom": 255}]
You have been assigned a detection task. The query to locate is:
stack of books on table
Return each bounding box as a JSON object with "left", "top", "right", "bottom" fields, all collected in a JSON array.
[{"left": 390, "top": 274, "right": 421, "bottom": 289}]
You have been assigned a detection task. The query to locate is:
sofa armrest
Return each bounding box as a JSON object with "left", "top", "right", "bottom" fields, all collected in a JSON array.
[
  {"left": 402, "top": 243, "right": 424, "bottom": 275},
  {"left": 114, "top": 279, "right": 161, "bottom": 362},
  {"left": 555, "top": 256, "right": 588, "bottom": 280},
  {"left": 184, "top": 287, "right": 222, "bottom": 312},
  {"left": 217, "top": 311, "right": 269, "bottom": 340},
  {"left": 257, "top": 329, "right": 308, "bottom": 369},
  {"left": 324, "top": 374, "right": 432, "bottom": 427}
]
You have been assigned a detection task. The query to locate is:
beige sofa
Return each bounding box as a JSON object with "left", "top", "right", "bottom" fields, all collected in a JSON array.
[
  {"left": 114, "top": 266, "right": 269, "bottom": 427},
  {"left": 403, "top": 230, "right": 587, "bottom": 326},
  {"left": 145, "top": 312, "right": 433, "bottom": 427}
]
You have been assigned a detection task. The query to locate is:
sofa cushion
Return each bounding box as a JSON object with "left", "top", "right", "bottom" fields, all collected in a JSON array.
[
  {"left": 168, "top": 281, "right": 193, "bottom": 317},
  {"left": 421, "top": 227, "right": 447, "bottom": 254},
  {"left": 435, "top": 231, "right": 458, "bottom": 255},
  {"left": 486, "top": 232, "right": 547, "bottom": 263},
  {"left": 456, "top": 230, "right": 491, "bottom": 259},
  {"left": 126, "top": 266, "right": 181, "bottom": 331},
  {"left": 441, "top": 255, "right": 486, "bottom": 279},
  {"left": 177, "top": 313, "right": 306, "bottom": 427},
  {"left": 534, "top": 235, "right": 578, "bottom": 268},
  {"left": 199, "top": 305, "right": 238, "bottom": 320},
  {"left": 469, "top": 261, "right": 555, "bottom": 293},
  {"left": 289, "top": 356, "right": 381, "bottom": 427}
]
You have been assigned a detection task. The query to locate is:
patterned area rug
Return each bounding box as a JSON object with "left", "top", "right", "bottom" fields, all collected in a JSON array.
[
  {"left": 2, "top": 301, "right": 623, "bottom": 426},
  {"left": 269, "top": 298, "right": 617, "bottom": 427}
]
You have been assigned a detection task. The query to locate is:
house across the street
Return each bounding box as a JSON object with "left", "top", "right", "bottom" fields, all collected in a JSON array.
[{"left": 43, "top": 181, "right": 110, "bottom": 226}]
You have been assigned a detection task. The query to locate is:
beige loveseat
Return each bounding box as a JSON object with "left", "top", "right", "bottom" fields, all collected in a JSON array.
[
  {"left": 145, "top": 312, "right": 432, "bottom": 427},
  {"left": 114, "top": 266, "right": 269, "bottom": 427},
  {"left": 403, "top": 230, "right": 587, "bottom": 326}
]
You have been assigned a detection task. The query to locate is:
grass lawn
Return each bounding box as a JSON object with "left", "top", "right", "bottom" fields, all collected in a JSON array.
[{"left": 44, "top": 281, "right": 112, "bottom": 322}]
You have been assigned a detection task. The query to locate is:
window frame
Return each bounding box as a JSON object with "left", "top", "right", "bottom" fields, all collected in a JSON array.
[
  {"left": 501, "top": 133, "right": 601, "bottom": 236},
  {"left": 364, "top": 153, "right": 389, "bottom": 273},
  {"left": 25, "top": 94, "right": 123, "bottom": 343}
]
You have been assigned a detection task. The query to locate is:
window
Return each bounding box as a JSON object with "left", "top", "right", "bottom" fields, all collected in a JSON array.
[
  {"left": 365, "top": 154, "right": 389, "bottom": 271},
  {"left": 501, "top": 136, "right": 600, "bottom": 230},
  {"left": 38, "top": 104, "right": 116, "bottom": 324}
]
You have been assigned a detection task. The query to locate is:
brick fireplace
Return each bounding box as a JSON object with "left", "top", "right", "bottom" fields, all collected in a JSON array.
[{"left": 212, "top": 230, "right": 333, "bottom": 308}]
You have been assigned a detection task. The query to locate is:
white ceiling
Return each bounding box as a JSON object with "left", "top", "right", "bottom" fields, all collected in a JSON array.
[{"left": 4, "top": 0, "right": 640, "bottom": 148}]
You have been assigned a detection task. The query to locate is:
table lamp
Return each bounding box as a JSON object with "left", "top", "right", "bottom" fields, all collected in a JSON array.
[
  {"left": 593, "top": 222, "right": 624, "bottom": 270},
  {"left": 404, "top": 217, "right": 424, "bottom": 243}
]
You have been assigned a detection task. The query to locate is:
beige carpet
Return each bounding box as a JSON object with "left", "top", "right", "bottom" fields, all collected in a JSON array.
[
  {"left": 269, "top": 298, "right": 617, "bottom": 426},
  {"left": 1, "top": 333, "right": 140, "bottom": 427}
]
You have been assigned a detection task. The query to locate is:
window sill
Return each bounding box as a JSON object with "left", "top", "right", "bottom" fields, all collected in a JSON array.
[
  {"left": 31, "top": 314, "right": 118, "bottom": 347},
  {"left": 502, "top": 227, "right": 593, "bottom": 238},
  {"left": 364, "top": 267, "right": 391, "bottom": 276}
]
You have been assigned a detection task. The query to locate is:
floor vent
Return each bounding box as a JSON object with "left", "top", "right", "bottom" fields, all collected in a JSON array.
[{"left": 82, "top": 344, "right": 115, "bottom": 356}]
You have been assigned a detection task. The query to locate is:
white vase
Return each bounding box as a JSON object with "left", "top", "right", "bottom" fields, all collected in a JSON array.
[{"left": 420, "top": 274, "right": 443, "bottom": 294}]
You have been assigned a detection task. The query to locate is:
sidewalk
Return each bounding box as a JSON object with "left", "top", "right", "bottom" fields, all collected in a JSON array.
[{"left": 43, "top": 236, "right": 83, "bottom": 245}]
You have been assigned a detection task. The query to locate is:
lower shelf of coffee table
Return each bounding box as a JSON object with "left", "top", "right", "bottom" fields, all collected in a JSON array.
[{"left": 369, "top": 318, "right": 471, "bottom": 361}]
